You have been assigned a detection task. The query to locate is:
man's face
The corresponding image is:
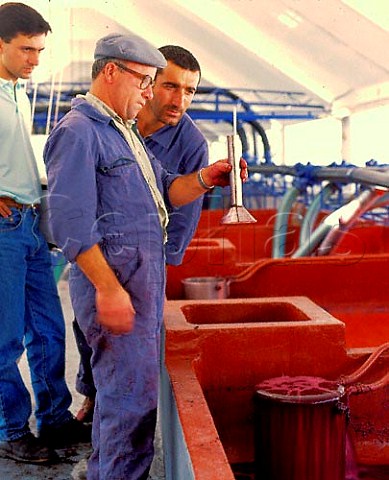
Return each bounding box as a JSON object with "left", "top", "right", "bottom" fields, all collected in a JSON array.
[
  {"left": 0, "top": 33, "right": 46, "bottom": 82},
  {"left": 148, "top": 60, "right": 200, "bottom": 127},
  {"left": 110, "top": 61, "right": 157, "bottom": 121}
]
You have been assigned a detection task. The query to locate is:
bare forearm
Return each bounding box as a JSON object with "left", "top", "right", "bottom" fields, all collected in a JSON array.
[
  {"left": 76, "top": 244, "right": 121, "bottom": 291},
  {"left": 168, "top": 171, "right": 207, "bottom": 207},
  {"left": 168, "top": 160, "right": 232, "bottom": 207}
]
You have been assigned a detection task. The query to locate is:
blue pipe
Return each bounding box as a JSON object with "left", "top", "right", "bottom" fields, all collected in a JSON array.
[{"left": 249, "top": 164, "right": 389, "bottom": 190}]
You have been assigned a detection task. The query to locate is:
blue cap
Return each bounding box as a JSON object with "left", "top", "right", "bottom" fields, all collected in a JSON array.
[{"left": 94, "top": 33, "right": 167, "bottom": 68}]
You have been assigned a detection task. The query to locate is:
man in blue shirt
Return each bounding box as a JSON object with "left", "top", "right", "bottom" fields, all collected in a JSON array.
[
  {"left": 74, "top": 45, "right": 210, "bottom": 423},
  {"left": 43, "top": 33, "right": 242, "bottom": 479},
  {"left": 0, "top": 2, "right": 89, "bottom": 466},
  {"left": 138, "top": 45, "right": 208, "bottom": 265}
]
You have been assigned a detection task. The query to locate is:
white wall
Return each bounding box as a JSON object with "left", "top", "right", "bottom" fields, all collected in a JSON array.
[
  {"left": 280, "top": 105, "right": 389, "bottom": 167},
  {"left": 283, "top": 117, "right": 343, "bottom": 166},
  {"left": 30, "top": 134, "right": 48, "bottom": 182},
  {"left": 349, "top": 105, "right": 389, "bottom": 166},
  {"left": 206, "top": 104, "right": 389, "bottom": 168}
]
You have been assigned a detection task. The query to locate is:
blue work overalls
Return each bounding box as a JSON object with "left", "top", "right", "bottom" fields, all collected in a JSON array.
[{"left": 44, "top": 98, "right": 177, "bottom": 480}]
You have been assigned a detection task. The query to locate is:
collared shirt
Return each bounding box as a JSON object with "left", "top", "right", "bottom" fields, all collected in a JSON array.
[
  {"left": 44, "top": 96, "right": 178, "bottom": 263},
  {"left": 0, "top": 78, "right": 42, "bottom": 204},
  {"left": 84, "top": 92, "right": 169, "bottom": 240},
  {"left": 144, "top": 113, "right": 209, "bottom": 265}
]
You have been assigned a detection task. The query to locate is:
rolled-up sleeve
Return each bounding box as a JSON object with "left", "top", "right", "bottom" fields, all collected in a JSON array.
[
  {"left": 43, "top": 120, "right": 101, "bottom": 263},
  {"left": 165, "top": 140, "right": 208, "bottom": 265}
]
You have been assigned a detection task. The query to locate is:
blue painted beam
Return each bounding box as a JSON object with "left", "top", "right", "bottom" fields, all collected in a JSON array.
[{"left": 188, "top": 109, "right": 320, "bottom": 121}]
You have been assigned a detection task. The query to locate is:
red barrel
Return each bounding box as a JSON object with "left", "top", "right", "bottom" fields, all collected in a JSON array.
[{"left": 254, "top": 376, "right": 347, "bottom": 480}]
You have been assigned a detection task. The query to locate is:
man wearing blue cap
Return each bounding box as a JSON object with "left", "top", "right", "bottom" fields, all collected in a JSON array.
[
  {"left": 74, "top": 44, "right": 208, "bottom": 424},
  {"left": 44, "top": 32, "right": 247, "bottom": 479}
]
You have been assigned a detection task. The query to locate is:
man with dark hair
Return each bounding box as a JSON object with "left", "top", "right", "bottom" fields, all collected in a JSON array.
[
  {"left": 0, "top": 1, "right": 90, "bottom": 466},
  {"left": 74, "top": 44, "right": 210, "bottom": 424},
  {"left": 138, "top": 45, "right": 206, "bottom": 265},
  {"left": 0, "top": 1, "right": 51, "bottom": 40}
]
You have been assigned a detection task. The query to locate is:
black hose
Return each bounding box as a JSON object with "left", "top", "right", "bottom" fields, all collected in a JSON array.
[{"left": 192, "top": 87, "right": 272, "bottom": 163}]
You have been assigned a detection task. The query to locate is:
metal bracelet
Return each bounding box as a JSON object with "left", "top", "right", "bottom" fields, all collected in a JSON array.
[{"left": 197, "top": 168, "right": 215, "bottom": 190}]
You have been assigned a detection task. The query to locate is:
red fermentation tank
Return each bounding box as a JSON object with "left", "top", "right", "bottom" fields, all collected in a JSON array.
[{"left": 254, "top": 375, "right": 347, "bottom": 480}]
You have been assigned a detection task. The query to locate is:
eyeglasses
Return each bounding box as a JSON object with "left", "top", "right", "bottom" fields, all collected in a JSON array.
[{"left": 113, "top": 61, "right": 154, "bottom": 90}]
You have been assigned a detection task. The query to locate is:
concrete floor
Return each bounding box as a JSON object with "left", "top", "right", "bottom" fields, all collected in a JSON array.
[{"left": 0, "top": 272, "right": 165, "bottom": 480}]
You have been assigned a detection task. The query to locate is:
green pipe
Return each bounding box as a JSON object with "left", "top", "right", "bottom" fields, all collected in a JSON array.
[
  {"left": 294, "top": 188, "right": 386, "bottom": 258},
  {"left": 371, "top": 191, "right": 389, "bottom": 208},
  {"left": 50, "top": 248, "right": 68, "bottom": 284},
  {"left": 299, "top": 183, "right": 336, "bottom": 246},
  {"left": 317, "top": 188, "right": 386, "bottom": 256},
  {"left": 208, "top": 186, "right": 223, "bottom": 210},
  {"left": 272, "top": 186, "right": 301, "bottom": 258},
  {"left": 292, "top": 222, "right": 332, "bottom": 258}
]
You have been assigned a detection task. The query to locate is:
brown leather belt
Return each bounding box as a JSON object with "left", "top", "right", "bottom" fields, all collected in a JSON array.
[{"left": 0, "top": 196, "right": 40, "bottom": 210}]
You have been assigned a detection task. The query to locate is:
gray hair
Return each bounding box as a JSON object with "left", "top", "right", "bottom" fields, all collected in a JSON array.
[{"left": 91, "top": 58, "right": 117, "bottom": 79}]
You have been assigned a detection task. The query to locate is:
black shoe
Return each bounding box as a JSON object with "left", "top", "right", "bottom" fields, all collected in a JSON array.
[
  {"left": 39, "top": 417, "right": 92, "bottom": 449},
  {"left": 0, "top": 432, "right": 58, "bottom": 464}
]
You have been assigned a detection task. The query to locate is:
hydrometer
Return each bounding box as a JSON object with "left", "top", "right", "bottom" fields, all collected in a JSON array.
[{"left": 221, "top": 106, "right": 256, "bottom": 224}]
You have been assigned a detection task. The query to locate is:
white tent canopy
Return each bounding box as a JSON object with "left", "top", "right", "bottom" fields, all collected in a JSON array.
[
  {"left": 3, "top": 0, "right": 389, "bottom": 165},
  {"left": 19, "top": 0, "right": 389, "bottom": 116}
]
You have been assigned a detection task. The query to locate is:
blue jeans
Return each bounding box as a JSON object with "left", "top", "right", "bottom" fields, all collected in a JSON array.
[{"left": 0, "top": 207, "right": 72, "bottom": 441}]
